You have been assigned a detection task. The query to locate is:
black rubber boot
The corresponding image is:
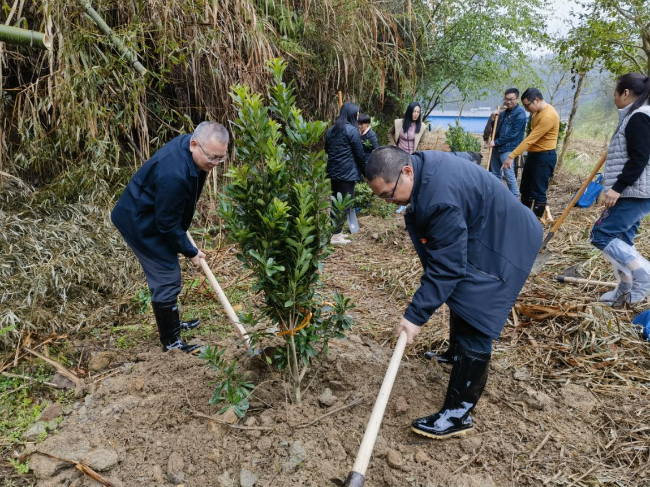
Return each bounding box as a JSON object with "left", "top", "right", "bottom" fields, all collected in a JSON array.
[
  {"left": 151, "top": 301, "right": 200, "bottom": 353},
  {"left": 520, "top": 197, "right": 534, "bottom": 210},
  {"left": 411, "top": 345, "right": 490, "bottom": 439},
  {"left": 423, "top": 344, "right": 455, "bottom": 364},
  {"left": 533, "top": 202, "right": 546, "bottom": 219},
  {"left": 180, "top": 318, "right": 200, "bottom": 331}
]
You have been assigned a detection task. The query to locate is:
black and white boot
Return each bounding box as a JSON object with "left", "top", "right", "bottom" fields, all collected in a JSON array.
[
  {"left": 152, "top": 301, "right": 200, "bottom": 353},
  {"left": 180, "top": 318, "right": 200, "bottom": 331},
  {"left": 423, "top": 343, "right": 456, "bottom": 365},
  {"left": 411, "top": 345, "right": 490, "bottom": 439}
]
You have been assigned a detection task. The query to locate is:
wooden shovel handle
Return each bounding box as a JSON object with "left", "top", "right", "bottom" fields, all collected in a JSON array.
[
  {"left": 345, "top": 331, "right": 408, "bottom": 486},
  {"left": 556, "top": 276, "right": 616, "bottom": 288},
  {"left": 485, "top": 106, "right": 501, "bottom": 170},
  {"left": 186, "top": 232, "right": 250, "bottom": 347},
  {"left": 550, "top": 151, "right": 607, "bottom": 234},
  {"left": 338, "top": 91, "right": 343, "bottom": 110}
]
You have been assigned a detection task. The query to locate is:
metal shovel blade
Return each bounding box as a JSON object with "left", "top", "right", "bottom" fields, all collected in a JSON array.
[
  {"left": 531, "top": 251, "right": 551, "bottom": 275},
  {"left": 347, "top": 209, "right": 360, "bottom": 234}
]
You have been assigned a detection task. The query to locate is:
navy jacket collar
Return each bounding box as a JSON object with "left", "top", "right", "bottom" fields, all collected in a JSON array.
[
  {"left": 409, "top": 152, "right": 426, "bottom": 208},
  {"left": 180, "top": 134, "right": 200, "bottom": 178}
]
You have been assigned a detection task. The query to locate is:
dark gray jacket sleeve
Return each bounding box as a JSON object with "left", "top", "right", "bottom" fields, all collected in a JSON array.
[
  {"left": 348, "top": 127, "right": 367, "bottom": 176},
  {"left": 404, "top": 205, "right": 467, "bottom": 326}
]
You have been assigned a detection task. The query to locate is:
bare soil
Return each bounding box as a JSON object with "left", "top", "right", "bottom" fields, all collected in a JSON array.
[{"left": 10, "top": 167, "right": 650, "bottom": 487}]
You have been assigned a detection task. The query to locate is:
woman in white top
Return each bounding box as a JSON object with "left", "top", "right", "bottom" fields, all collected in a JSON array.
[{"left": 389, "top": 102, "right": 428, "bottom": 154}]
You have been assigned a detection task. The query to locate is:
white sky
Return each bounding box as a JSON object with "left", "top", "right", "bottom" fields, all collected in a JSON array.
[{"left": 545, "top": 0, "right": 589, "bottom": 36}]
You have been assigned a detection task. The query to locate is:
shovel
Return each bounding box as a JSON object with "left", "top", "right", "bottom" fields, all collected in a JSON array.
[
  {"left": 531, "top": 151, "right": 607, "bottom": 274},
  {"left": 339, "top": 331, "right": 408, "bottom": 487},
  {"left": 186, "top": 232, "right": 251, "bottom": 349},
  {"left": 347, "top": 208, "right": 360, "bottom": 234},
  {"left": 555, "top": 264, "right": 616, "bottom": 288},
  {"left": 485, "top": 106, "right": 501, "bottom": 171}
]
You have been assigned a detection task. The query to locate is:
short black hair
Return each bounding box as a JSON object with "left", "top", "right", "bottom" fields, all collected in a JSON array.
[
  {"left": 504, "top": 88, "right": 519, "bottom": 98},
  {"left": 358, "top": 113, "right": 371, "bottom": 125},
  {"left": 366, "top": 146, "right": 410, "bottom": 183},
  {"left": 616, "top": 73, "right": 650, "bottom": 113},
  {"left": 521, "top": 88, "right": 543, "bottom": 103}
]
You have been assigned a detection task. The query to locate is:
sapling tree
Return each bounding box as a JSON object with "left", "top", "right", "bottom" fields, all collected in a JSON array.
[{"left": 220, "top": 58, "right": 354, "bottom": 403}]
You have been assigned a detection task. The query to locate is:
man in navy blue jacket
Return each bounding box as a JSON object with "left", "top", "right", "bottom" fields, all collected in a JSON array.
[
  {"left": 485, "top": 88, "right": 527, "bottom": 197},
  {"left": 367, "top": 146, "right": 542, "bottom": 439},
  {"left": 112, "top": 122, "right": 229, "bottom": 353}
]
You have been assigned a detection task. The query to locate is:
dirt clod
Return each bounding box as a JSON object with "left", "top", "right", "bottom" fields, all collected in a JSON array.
[{"left": 386, "top": 449, "right": 404, "bottom": 469}]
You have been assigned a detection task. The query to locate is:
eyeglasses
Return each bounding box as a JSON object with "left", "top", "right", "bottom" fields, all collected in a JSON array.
[
  {"left": 377, "top": 167, "right": 404, "bottom": 200},
  {"left": 503, "top": 97, "right": 518, "bottom": 103},
  {"left": 521, "top": 100, "right": 532, "bottom": 108},
  {"left": 195, "top": 139, "right": 227, "bottom": 164}
]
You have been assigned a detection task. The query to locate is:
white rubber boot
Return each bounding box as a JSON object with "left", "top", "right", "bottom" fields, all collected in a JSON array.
[
  {"left": 601, "top": 239, "right": 633, "bottom": 306},
  {"left": 330, "top": 233, "right": 351, "bottom": 245}
]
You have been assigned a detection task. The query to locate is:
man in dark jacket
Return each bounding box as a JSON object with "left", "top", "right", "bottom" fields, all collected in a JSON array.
[
  {"left": 366, "top": 146, "right": 542, "bottom": 439},
  {"left": 112, "top": 122, "right": 229, "bottom": 353},
  {"left": 485, "top": 88, "right": 527, "bottom": 197}
]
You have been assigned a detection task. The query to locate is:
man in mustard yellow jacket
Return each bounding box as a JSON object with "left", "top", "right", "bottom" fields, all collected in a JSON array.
[{"left": 503, "top": 88, "right": 560, "bottom": 218}]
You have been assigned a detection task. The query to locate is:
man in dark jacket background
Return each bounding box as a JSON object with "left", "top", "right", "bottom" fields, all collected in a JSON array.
[
  {"left": 484, "top": 88, "right": 526, "bottom": 197},
  {"left": 366, "top": 146, "right": 542, "bottom": 439},
  {"left": 112, "top": 122, "right": 229, "bottom": 353}
]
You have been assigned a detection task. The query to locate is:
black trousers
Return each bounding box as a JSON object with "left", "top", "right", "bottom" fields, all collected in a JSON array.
[
  {"left": 449, "top": 310, "right": 493, "bottom": 354},
  {"left": 520, "top": 150, "right": 557, "bottom": 205},
  {"left": 330, "top": 179, "right": 356, "bottom": 233}
]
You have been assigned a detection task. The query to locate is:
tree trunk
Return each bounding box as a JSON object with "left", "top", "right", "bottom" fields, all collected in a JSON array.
[
  {"left": 289, "top": 334, "right": 302, "bottom": 404},
  {"left": 643, "top": 28, "right": 650, "bottom": 76},
  {"left": 556, "top": 70, "right": 587, "bottom": 173}
]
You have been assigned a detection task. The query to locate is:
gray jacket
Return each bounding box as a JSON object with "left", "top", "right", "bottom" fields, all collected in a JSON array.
[{"left": 603, "top": 104, "right": 650, "bottom": 198}]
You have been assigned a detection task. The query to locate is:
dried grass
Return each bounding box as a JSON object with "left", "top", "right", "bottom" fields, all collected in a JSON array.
[
  {"left": 324, "top": 163, "right": 650, "bottom": 485},
  {"left": 0, "top": 178, "right": 140, "bottom": 350}
]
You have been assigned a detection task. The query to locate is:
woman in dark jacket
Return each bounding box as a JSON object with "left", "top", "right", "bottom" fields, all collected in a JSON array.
[{"left": 325, "top": 102, "right": 366, "bottom": 244}]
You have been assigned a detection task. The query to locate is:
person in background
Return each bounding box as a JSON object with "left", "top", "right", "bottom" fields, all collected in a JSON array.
[
  {"left": 389, "top": 102, "right": 428, "bottom": 213},
  {"left": 485, "top": 88, "right": 526, "bottom": 197},
  {"left": 590, "top": 73, "right": 650, "bottom": 306},
  {"left": 359, "top": 113, "right": 379, "bottom": 169},
  {"left": 365, "top": 146, "right": 542, "bottom": 439},
  {"left": 325, "top": 102, "right": 366, "bottom": 245},
  {"left": 503, "top": 88, "right": 560, "bottom": 218},
  {"left": 389, "top": 102, "right": 428, "bottom": 154},
  {"left": 112, "top": 122, "right": 230, "bottom": 353}
]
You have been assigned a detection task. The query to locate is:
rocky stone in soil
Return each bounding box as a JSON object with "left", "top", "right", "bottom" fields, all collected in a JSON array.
[
  {"left": 152, "top": 464, "right": 165, "bottom": 484},
  {"left": 167, "top": 451, "right": 185, "bottom": 483},
  {"left": 318, "top": 387, "right": 337, "bottom": 407},
  {"left": 239, "top": 468, "right": 258, "bottom": 487},
  {"left": 217, "top": 470, "right": 235, "bottom": 487},
  {"left": 39, "top": 403, "right": 64, "bottom": 422},
  {"left": 51, "top": 372, "right": 76, "bottom": 389},
  {"left": 282, "top": 440, "right": 308, "bottom": 473},
  {"left": 386, "top": 448, "right": 404, "bottom": 469},
  {"left": 82, "top": 448, "right": 119, "bottom": 471},
  {"left": 88, "top": 351, "right": 115, "bottom": 372},
  {"left": 29, "top": 453, "right": 68, "bottom": 479},
  {"left": 395, "top": 396, "right": 409, "bottom": 413},
  {"left": 22, "top": 421, "right": 47, "bottom": 441}
]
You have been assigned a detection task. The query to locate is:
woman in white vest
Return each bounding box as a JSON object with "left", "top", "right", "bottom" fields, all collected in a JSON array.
[{"left": 590, "top": 73, "right": 650, "bottom": 306}]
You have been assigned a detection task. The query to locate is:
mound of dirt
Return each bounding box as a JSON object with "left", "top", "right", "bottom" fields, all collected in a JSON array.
[{"left": 11, "top": 167, "right": 650, "bottom": 487}]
